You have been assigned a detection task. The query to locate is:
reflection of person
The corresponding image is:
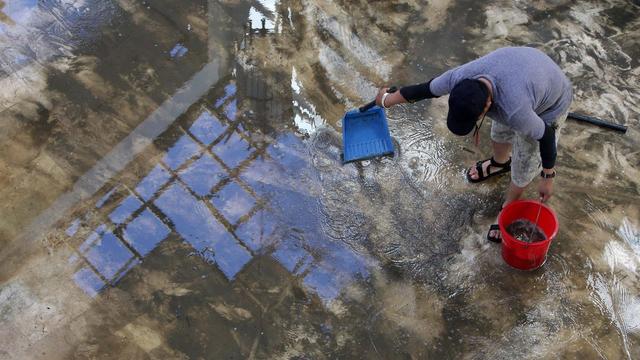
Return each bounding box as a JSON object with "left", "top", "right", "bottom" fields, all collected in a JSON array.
[{"left": 376, "top": 47, "right": 572, "bottom": 242}]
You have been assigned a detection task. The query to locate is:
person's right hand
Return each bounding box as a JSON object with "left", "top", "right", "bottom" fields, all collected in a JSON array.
[{"left": 375, "top": 87, "right": 390, "bottom": 108}]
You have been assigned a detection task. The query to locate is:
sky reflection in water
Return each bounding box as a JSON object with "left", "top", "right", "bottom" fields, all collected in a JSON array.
[{"left": 67, "top": 76, "right": 370, "bottom": 305}]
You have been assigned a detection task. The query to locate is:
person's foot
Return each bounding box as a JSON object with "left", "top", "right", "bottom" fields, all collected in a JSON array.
[
  {"left": 468, "top": 157, "right": 510, "bottom": 181},
  {"left": 487, "top": 216, "right": 502, "bottom": 243}
]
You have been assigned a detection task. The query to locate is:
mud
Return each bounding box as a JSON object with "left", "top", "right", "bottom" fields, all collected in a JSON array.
[{"left": 507, "top": 219, "right": 547, "bottom": 243}]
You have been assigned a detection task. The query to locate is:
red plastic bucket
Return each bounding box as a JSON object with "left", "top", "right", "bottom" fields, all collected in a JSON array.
[{"left": 498, "top": 200, "right": 559, "bottom": 270}]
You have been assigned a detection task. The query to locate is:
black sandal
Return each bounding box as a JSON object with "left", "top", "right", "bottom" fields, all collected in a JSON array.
[
  {"left": 466, "top": 157, "right": 511, "bottom": 183},
  {"left": 487, "top": 224, "right": 501, "bottom": 243}
]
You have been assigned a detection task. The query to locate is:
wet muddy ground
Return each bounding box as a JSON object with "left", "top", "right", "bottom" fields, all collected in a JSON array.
[{"left": 1, "top": 0, "right": 639, "bottom": 359}]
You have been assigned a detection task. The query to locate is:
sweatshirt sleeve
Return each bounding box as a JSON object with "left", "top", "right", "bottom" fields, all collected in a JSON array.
[
  {"left": 429, "top": 68, "right": 459, "bottom": 96},
  {"left": 539, "top": 125, "right": 557, "bottom": 169},
  {"left": 399, "top": 79, "right": 439, "bottom": 102},
  {"left": 512, "top": 107, "right": 546, "bottom": 140},
  {"left": 399, "top": 65, "right": 463, "bottom": 102},
  {"left": 512, "top": 107, "right": 557, "bottom": 169}
]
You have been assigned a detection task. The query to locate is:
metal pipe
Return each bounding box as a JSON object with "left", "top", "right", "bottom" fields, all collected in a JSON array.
[{"left": 567, "top": 112, "right": 628, "bottom": 133}]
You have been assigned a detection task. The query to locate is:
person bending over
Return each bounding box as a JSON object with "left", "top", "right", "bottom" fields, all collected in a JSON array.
[{"left": 375, "top": 46, "right": 572, "bottom": 242}]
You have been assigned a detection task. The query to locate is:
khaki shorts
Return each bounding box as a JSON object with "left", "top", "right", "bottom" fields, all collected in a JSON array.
[{"left": 490, "top": 111, "right": 567, "bottom": 187}]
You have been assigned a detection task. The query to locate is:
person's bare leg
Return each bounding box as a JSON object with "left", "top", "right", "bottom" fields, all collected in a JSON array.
[
  {"left": 493, "top": 140, "right": 512, "bottom": 164},
  {"left": 503, "top": 181, "right": 526, "bottom": 207},
  {"left": 489, "top": 181, "right": 527, "bottom": 239},
  {"left": 469, "top": 141, "right": 512, "bottom": 180}
]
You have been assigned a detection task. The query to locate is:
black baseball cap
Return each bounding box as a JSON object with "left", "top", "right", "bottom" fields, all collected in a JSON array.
[{"left": 447, "top": 79, "right": 490, "bottom": 136}]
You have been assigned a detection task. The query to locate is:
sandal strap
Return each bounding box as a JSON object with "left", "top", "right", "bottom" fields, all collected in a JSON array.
[
  {"left": 489, "top": 157, "right": 511, "bottom": 168},
  {"left": 487, "top": 224, "right": 502, "bottom": 243},
  {"left": 467, "top": 157, "right": 512, "bottom": 183},
  {"left": 475, "top": 160, "right": 487, "bottom": 179}
]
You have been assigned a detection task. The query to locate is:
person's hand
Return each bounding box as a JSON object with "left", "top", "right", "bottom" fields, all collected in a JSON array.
[
  {"left": 538, "top": 178, "right": 553, "bottom": 202},
  {"left": 375, "top": 87, "right": 390, "bottom": 108}
]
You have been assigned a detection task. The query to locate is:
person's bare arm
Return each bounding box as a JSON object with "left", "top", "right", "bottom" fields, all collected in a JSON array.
[
  {"left": 375, "top": 88, "right": 407, "bottom": 108},
  {"left": 375, "top": 79, "right": 441, "bottom": 108}
]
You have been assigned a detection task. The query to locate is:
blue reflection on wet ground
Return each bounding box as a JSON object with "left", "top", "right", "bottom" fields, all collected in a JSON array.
[
  {"left": 66, "top": 75, "right": 371, "bottom": 305},
  {"left": 83, "top": 230, "right": 134, "bottom": 279},
  {"left": 223, "top": 99, "right": 237, "bottom": 121},
  {"left": 73, "top": 267, "right": 105, "bottom": 298},
  {"left": 211, "top": 181, "right": 256, "bottom": 224},
  {"left": 189, "top": 110, "right": 226, "bottom": 145},
  {"left": 213, "top": 132, "right": 251, "bottom": 169},
  {"left": 108, "top": 195, "right": 142, "bottom": 224},
  {"left": 65, "top": 218, "right": 80, "bottom": 237},
  {"left": 155, "top": 182, "right": 252, "bottom": 278},
  {"left": 163, "top": 135, "right": 200, "bottom": 170},
  {"left": 236, "top": 210, "right": 276, "bottom": 251},
  {"left": 95, "top": 187, "right": 117, "bottom": 209},
  {"left": 214, "top": 83, "right": 237, "bottom": 108},
  {"left": 272, "top": 237, "right": 312, "bottom": 273},
  {"left": 169, "top": 43, "right": 188, "bottom": 59},
  {"left": 135, "top": 164, "right": 171, "bottom": 201},
  {"left": 179, "top": 154, "right": 224, "bottom": 196},
  {"left": 122, "top": 209, "right": 170, "bottom": 257}
]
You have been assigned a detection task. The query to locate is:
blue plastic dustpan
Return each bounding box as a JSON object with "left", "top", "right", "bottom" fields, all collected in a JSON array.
[{"left": 342, "top": 106, "right": 394, "bottom": 164}]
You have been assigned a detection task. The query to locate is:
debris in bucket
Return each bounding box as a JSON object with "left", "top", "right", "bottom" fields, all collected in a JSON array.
[{"left": 506, "top": 219, "right": 547, "bottom": 243}]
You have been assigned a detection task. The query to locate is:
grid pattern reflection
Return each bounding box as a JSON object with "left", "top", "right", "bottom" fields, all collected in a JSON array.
[
  {"left": 67, "top": 79, "right": 270, "bottom": 296},
  {"left": 65, "top": 8, "right": 373, "bottom": 304}
]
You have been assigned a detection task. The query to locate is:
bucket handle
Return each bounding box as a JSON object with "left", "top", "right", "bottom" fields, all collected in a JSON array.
[
  {"left": 527, "top": 200, "right": 543, "bottom": 249},
  {"left": 526, "top": 199, "right": 544, "bottom": 268}
]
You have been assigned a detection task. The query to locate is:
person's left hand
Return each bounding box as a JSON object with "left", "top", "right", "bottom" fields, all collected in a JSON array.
[{"left": 538, "top": 178, "right": 554, "bottom": 202}]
